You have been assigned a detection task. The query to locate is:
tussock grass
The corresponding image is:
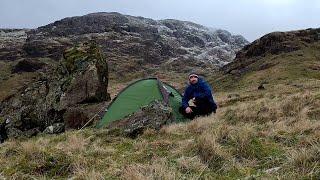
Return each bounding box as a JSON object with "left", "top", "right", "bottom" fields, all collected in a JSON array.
[
  {"left": 122, "top": 158, "right": 177, "bottom": 180},
  {"left": 287, "top": 144, "right": 320, "bottom": 175},
  {"left": 1, "top": 79, "right": 320, "bottom": 179}
]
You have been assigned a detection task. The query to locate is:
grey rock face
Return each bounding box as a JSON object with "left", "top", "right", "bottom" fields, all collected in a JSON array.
[
  {"left": 0, "top": 29, "right": 28, "bottom": 61},
  {"left": 21, "top": 12, "right": 248, "bottom": 68},
  {"left": 0, "top": 42, "right": 110, "bottom": 138}
]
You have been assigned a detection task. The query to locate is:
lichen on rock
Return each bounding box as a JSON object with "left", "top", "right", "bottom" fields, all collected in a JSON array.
[
  {"left": 0, "top": 41, "right": 110, "bottom": 140},
  {"left": 60, "top": 41, "right": 110, "bottom": 107}
]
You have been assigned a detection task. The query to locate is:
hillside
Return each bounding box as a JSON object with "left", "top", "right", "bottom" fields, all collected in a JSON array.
[
  {"left": 0, "top": 12, "right": 248, "bottom": 140},
  {"left": 0, "top": 28, "right": 319, "bottom": 179},
  {"left": 209, "top": 28, "right": 320, "bottom": 91},
  {"left": 0, "top": 12, "right": 248, "bottom": 83}
]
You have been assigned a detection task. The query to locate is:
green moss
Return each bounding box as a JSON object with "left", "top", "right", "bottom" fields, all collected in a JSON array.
[
  {"left": 62, "top": 42, "right": 105, "bottom": 74},
  {"left": 0, "top": 117, "right": 5, "bottom": 124}
]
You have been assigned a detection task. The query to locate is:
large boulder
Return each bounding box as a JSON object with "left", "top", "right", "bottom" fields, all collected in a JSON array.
[
  {"left": 0, "top": 42, "right": 110, "bottom": 139},
  {"left": 60, "top": 42, "right": 110, "bottom": 107}
]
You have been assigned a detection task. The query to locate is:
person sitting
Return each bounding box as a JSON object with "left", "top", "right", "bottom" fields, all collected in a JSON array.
[{"left": 179, "top": 72, "right": 217, "bottom": 119}]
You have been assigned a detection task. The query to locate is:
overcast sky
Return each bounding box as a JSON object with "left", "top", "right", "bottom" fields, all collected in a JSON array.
[{"left": 0, "top": 0, "right": 319, "bottom": 41}]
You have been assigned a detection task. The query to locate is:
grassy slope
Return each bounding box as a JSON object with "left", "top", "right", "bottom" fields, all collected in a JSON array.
[
  {"left": 0, "top": 58, "right": 56, "bottom": 102},
  {"left": 0, "top": 84, "right": 319, "bottom": 179},
  {"left": 0, "top": 61, "right": 38, "bottom": 102},
  {"left": 1, "top": 37, "right": 320, "bottom": 179},
  {"left": 208, "top": 41, "right": 320, "bottom": 92}
]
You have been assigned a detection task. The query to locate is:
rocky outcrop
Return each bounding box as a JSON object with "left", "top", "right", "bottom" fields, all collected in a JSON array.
[
  {"left": 27, "top": 13, "right": 247, "bottom": 68},
  {"left": 222, "top": 28, "right": 320, "bottom": 75},
  {"left": 0, "top": 13, "right": 248, "bottom": 75},
  {"left": 0, "top": 42, "right": 110, "bottom": 140},
  {"left": 108, "top": 100, "right": 173, "bottom": 138},
  {"left": 60, "top": 42, "right": 110, "bottom": 106},
  {"left": 0, "top": 29, "right": 28, "bottom": 61}
]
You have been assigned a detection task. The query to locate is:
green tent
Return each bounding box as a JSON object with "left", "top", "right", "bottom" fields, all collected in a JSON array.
[{"left": 96, "top": 78, "right": 186, "bottom": 128}]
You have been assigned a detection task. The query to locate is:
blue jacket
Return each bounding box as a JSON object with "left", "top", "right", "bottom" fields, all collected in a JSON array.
[{"left": 182, "top": 78, "right": 217, "bottom": 111}]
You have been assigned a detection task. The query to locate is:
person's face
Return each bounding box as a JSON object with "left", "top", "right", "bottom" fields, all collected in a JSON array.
[{"left": 189, "top": 75, "right": 198, "bottom": 84}]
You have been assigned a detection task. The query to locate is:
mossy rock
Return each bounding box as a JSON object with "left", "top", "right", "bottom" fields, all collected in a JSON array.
[{"left": 62, "top": 41, "right": 105, "bottom": 74}]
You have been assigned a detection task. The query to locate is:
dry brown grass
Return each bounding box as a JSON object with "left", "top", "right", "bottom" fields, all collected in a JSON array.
[
  {"left": 196, "top": 130, "right": 231, "bottom": 171},
  {"left": 72, "top": 168, "right": 104, "bottom": 180},
  {"left": 0, "top": 72, "right": 37, "bottom": 101},
  {"left": 287, "top": 143, "right": 320, "bottom": 176},
  {"left": 121, "top": 158, "right": 177, "bottom": 180},
  {"left": 1, "top": 80, "right": 320, "bottom": 179},
  {"left": 56, "top": 133, "right": 90, "bottom": 154},
  {"left": 176, "top": 156, "right": 207, "bottom": 174}
]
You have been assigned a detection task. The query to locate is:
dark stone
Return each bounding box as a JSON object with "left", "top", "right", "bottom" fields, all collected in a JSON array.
[
  {"left": 59, "top": 43, "right": 111, "bottom": 107},
  {"left": 25, "top": 128, "right": 40, "bottom": 138},
  {"left": 258, "top": 84, "right": 265, "bottom": 90},
  {"left": 227, "top": 94, "right": 240, "bottom": 99},
  {"left": 63, "top": 108, "right": 89, "bottom": 129},
  {"left": 23, "top": 38, "right": 68, "bottom": 60},
  {"left": 7, "top": 127, "right": 23, "bottom": 139},
  {"left": 292, "top": 84, "right": 304, "bottom": 88}
]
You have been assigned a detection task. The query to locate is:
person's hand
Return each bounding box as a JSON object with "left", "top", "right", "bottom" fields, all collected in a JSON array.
[
  {"left": 192, "top": 97, "right": 196, "bottom": 103},
  {"left": 185, "top": 107, "right": 193, "bottom": 114}
]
